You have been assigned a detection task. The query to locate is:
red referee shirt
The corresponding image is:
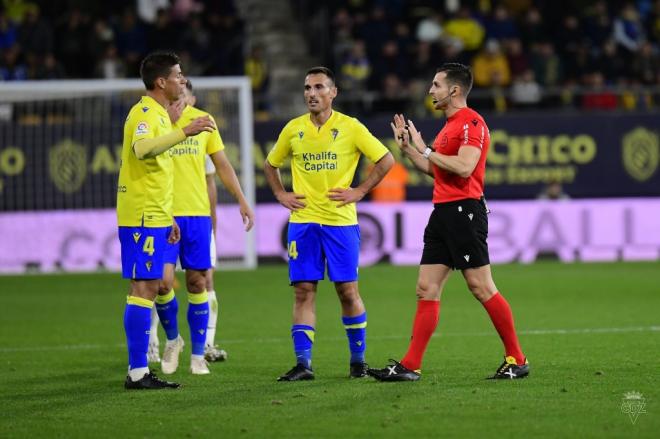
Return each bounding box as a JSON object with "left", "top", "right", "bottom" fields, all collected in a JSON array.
[{"left": 431, "top": 107, "right": 490, "bottom": 203}]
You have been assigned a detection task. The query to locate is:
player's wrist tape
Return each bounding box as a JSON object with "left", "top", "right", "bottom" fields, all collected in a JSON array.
[
  {"left": 422, "top": 147, "right": 433, "bottom": 159},
  {"left": 133, "top": 128, "right": 186, "bottom": 159}
]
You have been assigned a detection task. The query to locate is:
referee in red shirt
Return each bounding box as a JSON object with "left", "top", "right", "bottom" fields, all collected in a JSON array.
[{"left": 368, "top": 63, "right": 529, "bottom": 381}]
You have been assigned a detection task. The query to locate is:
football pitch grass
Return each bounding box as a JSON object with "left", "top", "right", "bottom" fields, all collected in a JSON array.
[{"left": 1, "top": 262, "right": 658, "bottom": 438}]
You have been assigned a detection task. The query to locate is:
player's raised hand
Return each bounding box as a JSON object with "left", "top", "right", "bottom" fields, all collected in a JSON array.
[
  {"left": 407, "top": 119, "right": 426, "bottom": 154},
  {"left": 168, "top": 220, "right": 181, "bottom": 244},
  {"left": 391, "top": 113, "right": 410, "bottom": 149},
  {"left": 328, "top": 187, "right": 365, "bottom": 207},
  {"left": 183, "top": 116, "right": 216, "bottom": 137},
  {"left": 276, "top": 191, "right": 306, "bottom": 211},
  {"left": 239, "top": 202, "right": 255, "bottom": 231},
  {"left": 167, "top": 99, "right": 185, "bottom": 124}
]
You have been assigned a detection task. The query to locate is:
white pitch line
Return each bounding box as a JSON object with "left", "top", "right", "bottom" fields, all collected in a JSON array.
[{"left": 1, "top": 326, "right": 658, "bottom": 353}]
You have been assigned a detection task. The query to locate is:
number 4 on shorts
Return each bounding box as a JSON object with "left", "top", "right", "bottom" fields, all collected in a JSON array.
[{"left": 288, "top": 241, "right": 298, "bottom": 260}]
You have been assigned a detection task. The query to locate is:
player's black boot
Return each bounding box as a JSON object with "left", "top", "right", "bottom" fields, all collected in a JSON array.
[
  {"left": 488, "top": 356, "right": 530, "bottom": 379},
  {"left": 124, "top": 371, "right": 180, "bottom": 390},
  {"left": 367, "top": 359, "right": 421, "bottom": 382},
  {"left": 349, "top": 362, "right": 368, "bottom": 378},
  {"left": 277, "top": 364, "right": 315, "bottom": 381}
]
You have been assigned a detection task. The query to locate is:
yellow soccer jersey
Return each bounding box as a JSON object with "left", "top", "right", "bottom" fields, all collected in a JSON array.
[
  {"left": 171, "top": 105, "right": 224, "bottom": 216},
  {"left": 267, "top": 110, "right": 388, "bottom": 225},
  {"left": 117, "top": 96, "right": 176, "bottom": 227}
]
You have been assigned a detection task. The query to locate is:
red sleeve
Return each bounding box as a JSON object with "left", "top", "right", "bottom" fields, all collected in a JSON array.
[{"left": 460, "top": 117, "right": 486, "bottom": 149}]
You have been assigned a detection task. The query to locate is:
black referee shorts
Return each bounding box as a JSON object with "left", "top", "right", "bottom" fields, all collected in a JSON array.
[{"left": 420, "top": 198, "right": 490, "bottom": 270}]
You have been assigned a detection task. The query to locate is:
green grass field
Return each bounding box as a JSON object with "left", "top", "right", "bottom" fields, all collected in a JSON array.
[{"left": 1, "top": 262, "right": 659, "bottom": 438}]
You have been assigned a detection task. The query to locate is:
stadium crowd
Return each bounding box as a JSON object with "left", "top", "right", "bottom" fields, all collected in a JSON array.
[
  {"left": 318, "top": 0, "right": 660, "bottom": 112},
  {"left": 2, "top": 0, "right": 660, "bottom": 114},
  {"left": 0, "top": 0, "right": 245, "bottom": 80}
]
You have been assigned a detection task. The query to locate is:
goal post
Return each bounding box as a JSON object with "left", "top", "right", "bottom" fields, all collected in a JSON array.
[{"left": 0, "top": 77, "right": 256, "bottom": 272}]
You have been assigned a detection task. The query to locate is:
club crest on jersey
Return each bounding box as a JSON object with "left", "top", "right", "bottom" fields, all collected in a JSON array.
[
  {"left": 331, "top": 128, "right": 339, "bottom": 141},
  {"left": 135, "top": 122, "right": 149, "bottom": 135},
  {"left": 298, "top": 131, "right": 304, "bottom": 139}
]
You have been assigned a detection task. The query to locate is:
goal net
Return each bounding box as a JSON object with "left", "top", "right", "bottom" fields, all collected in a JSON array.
[{"left": 0, "top": 77, "right": 256, "bottom": 272}]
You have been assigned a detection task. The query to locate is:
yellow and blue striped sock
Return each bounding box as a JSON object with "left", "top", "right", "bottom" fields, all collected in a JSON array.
[
  {"left": 123, "top": 296, "right": 153, "bottom": 370},
  {"left": 155, "top": 289, "right": 179, "bottom": 341},
  {"left": 187, "top": 291, "right": 209, "bottom": 356},
  {"left": 342, "top": 312, "right": 367, "bottom": 363},
  {"left": 291, "top": 324, "right": 314, "bottom": 369}
]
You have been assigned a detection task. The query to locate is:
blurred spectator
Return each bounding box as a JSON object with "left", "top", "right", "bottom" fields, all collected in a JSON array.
[
  {"left": 244, "top": 45, "right": 269, "bottom": 113},
  {"left": 356, "top": 6, "right": 391, "bottom": 61},
  {"left": 485, "top": 5, "right": 519, "bottom": 41},
  {"left": 554, "top": 15, "right": 584, "bottom": 61},
  {"left": 473, "top": 39, "right": 511, "bottom": 87},
  {"left": 171, "top": 0, "right": 204, "bottom": 22},
  {"left": 581, "top": 72, "right": 618, "bottom": 110},
  {"left": 444, "top": 6, "right": 485, "bottom": 52},
  {"left": 18, "top": 4, "right": 53, "bottom": 55},
  {"left": 0, "top": 11, "right": 18, "bottom": 49},
  {"left": 147, "top": 9, "right": 177, "bottom": 52},
  {"left": 206, "top": 12, "right": 244, "bottom": 75},
  {"left": 416, "top": 12, "right": 443, "bottom": 43},
  {"left": 340, "top": 40, "right": 370, "bottom": 93},
  {"left": 532, "top": 42, "right": 563, "bottom": 87},
  {"left": 3, "top": 0, "right": 31, "bottom": 23},
  {"left": 114, "top": 9, "right": 147, "bottom": 76},
  {"left": 56, "top": 8, "right": 91, "bottom": 77},
  {"left": 96, "top": 45, "right": 126, "bottom": 79},
  {"left": 180, "top": 14, "right": 210, "bottom": 64},
  {"left": 372, "top": 73, "right": 408, "bottom": 113},
  {"left": 510, "top": 69, "right": 542, "bottom": 108},
  {"left": 0, "top": 44, "right": 26, "bottom": 80},
  {"left": 87, "top": 18, "right": 115, "bottom": 67},
  {"left": 584, "top": 1, "right": 613, "bottom": 49},
  {"left": 371, "top": 40, "right": 409, "bottom": 89},
  {"left": 613, "top": 3, "right": 646, "bottom": 53},
  {"left": 504, "top": 38, "right": 529, "bottom": 77},
  {"left": 519, "top": 8, "right": 547, "bottom": 49},
  {"left": 412, "top": 41, "right": 438, "bottom": 79},
  {"left": 593, "top": 39, "right": 629, "bottom": 83},
  {"left": 632, "top": 41, "right": 660, "bottom": 84},
  {"left": 137, "top": 0, "right": 169, "bottom": 24},
  {"left": 36, "top": 53, "right": 66, "bottom": 79},
  {"left": 537, "top": 180, "right": 570, "bottom": 200}
]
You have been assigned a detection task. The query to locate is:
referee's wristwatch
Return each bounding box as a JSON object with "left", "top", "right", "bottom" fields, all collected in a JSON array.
[{"left": 422, "top": 147, "right": 433, "bottom": 159}]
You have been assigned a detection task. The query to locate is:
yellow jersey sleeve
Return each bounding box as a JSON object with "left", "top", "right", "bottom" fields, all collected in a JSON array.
[
  {"left": 128, "top": 105, "right": 165, "bottom": 150},
  {"left": 205, "top": 116, "right": 225, "bottom": 155},
  {"left": 352, "top": 118, "right": 389, "bottom": 163},
  {"left": 266, "top": 121, "right": 293, "bottom": 168}
]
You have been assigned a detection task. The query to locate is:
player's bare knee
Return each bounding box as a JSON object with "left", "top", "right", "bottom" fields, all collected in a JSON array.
[
  {"left": 186, "top": 277, "right": 206, "bottom": 293},
  {"left": 415, "top": 281, "right": 438, "bottom": 300},
  {"left": 158, "top": 279, "right": 173, "bottom": 295},
  {"left": 294, "top": 284, "right": 315, "bottom": 304}
]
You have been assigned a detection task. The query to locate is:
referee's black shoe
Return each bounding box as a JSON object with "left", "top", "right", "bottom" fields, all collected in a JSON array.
[
  {"left": 488, "top": 356, "right": 530, "bottom": 380},
  {"left": 349, "top": 361, "right": 369, "bottom": 378},
  {"left": 124, "top": 371, "right": 180, "bottom": 390},
  {"left": 367, "top": 359, "right": 421, "bottom": 382},
  {"left": 277, "top": 364, "right": 315, "bottom": 381}
]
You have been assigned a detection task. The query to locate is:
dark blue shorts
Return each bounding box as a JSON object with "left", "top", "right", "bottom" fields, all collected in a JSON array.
[
  {"left": 118, "top": 226, "right": 171, "bottom": 279},
  {"left": 287, "top": 223, "right": 360, "bottom": 283},
  {"left": 164, "top": 216, "right": 212, "bottom": 270}
]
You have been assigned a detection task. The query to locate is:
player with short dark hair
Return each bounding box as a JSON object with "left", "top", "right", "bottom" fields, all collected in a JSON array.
[
  {"left": 117, "top": 52, "right": 216, "bottom": 389},
  {"left": 149, "top": 80, "right": 254, "bottom": 376},
  {"left": 265, "top": 67, "right": 395, "bottom": 381},
  {"left": 368, "top": 63, "right": 529, "bottom": 381}
]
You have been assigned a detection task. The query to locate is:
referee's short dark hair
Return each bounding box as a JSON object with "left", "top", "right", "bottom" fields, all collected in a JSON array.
[
  {"left": 140, "top": 51, "right": 181, "bottom": 90},
  {"left": 437, "top": 63, "right": 473, "bottom": 96},
  {"left": 306, "top": 66, "right": 335, "bottom": 85}
]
